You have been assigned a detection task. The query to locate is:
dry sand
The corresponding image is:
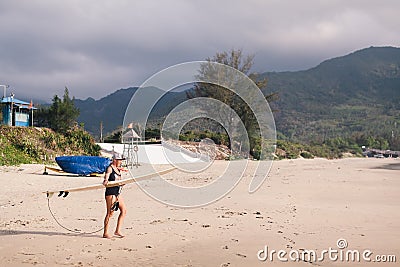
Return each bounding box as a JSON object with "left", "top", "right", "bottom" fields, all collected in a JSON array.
[{"left": 0, "top": 158, "right": 399, "bottom": 266}]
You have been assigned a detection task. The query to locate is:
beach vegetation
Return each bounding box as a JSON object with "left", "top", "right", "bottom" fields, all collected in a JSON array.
[
  {"left": 176, "top": 130, "right": 364, "bottom": 159},
  {"left": 0, "top": 125, "right": 100, "bottom": 166},
  {"left": 103, "top": 126, "right": 122, "bottom": 143}
]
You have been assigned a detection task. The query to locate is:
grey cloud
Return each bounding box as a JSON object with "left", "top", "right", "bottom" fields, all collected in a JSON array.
[{"left": 0, "top": 0, "right": 399, "bottom": 101}]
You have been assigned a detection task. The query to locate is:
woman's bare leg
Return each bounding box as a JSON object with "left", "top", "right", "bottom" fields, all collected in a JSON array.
[
  {"left": 103, "top": 195, "right": 114, "bottom": 238},
  {"left": 114, "top": 196, "right": 126, "bottom": 237}
]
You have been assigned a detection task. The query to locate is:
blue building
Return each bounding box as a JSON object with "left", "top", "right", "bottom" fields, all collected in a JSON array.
[{"left": 1, "top": 96, "right": 36, "bottom": 127}]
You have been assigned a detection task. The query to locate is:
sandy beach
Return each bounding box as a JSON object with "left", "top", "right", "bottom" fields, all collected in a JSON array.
[{"left": 0, "top": 157, "right": 399, "bottom": 266}]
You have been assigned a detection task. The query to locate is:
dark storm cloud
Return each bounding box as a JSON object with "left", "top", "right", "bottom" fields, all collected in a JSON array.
[{"left": 0, "top": 0, "right": 399, "bottom": 101}]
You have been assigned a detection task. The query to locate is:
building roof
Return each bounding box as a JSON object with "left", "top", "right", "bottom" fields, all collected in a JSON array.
[
  {"left": 1, "top": 97, "right": 37, "bottom": 109},
  {"left": 122, "top": 129, "right": 141, "bottom": 143},
  {"left": 123, "top": 129, "right": 140, "bottom": 138}
]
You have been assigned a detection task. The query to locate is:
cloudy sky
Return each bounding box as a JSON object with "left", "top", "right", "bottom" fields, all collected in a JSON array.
[{"left": 0, "top": 0, "right": 399, "bottom": 102}]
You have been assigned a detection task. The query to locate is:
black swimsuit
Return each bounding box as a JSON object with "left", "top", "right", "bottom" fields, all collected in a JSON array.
[{"left": 105, "top": 166, "right": 121, "bottom": 196}]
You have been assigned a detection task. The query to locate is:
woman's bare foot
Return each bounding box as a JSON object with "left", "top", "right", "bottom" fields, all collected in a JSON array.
[
  {"left": 114, "top": 232, "right": 125, "bottom": 238},
  {"left": 103, "top": 234, "right": 112, "bottom": 239}
]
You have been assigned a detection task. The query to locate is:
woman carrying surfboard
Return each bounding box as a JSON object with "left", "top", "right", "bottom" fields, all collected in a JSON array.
[{"left": 102, "top": 153, "right": 127, "bottom": 238}]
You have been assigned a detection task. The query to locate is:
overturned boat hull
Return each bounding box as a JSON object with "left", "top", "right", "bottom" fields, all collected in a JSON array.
[{"left": 55, "top": 156, "right": 111, "bottom": 176}]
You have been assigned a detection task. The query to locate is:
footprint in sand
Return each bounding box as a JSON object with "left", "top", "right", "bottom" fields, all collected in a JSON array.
[
  {"left": 253, "top": 211, "right": 264, "bottom": 219},
  {"left": 119, "top": 247, "right": 137, "bottom": 252},
  {"left": 283, "top": 236, "right": 296, "bottom": 249},
  {"left": 137, "top": 232, "right": 148, "bottom": 235}
]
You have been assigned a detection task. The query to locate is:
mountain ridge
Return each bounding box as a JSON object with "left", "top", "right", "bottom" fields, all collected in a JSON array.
[
  {"left": 261, "top": 46, "right": 399, "bottom": 144},
  {"left": 73, "top": 46, "right": 400, "bottom": 148}
]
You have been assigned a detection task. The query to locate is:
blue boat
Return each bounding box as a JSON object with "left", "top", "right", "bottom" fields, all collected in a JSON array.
[{"left": 55, "top": 156, "right": 111, "bottom": 176}]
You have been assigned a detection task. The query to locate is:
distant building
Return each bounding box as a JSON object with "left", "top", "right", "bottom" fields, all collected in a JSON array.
[{"left": 1, "top": 96, "right": 37, "bottom": 127}]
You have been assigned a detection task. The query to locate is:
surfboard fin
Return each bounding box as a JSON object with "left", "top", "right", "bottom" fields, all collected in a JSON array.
[{"left": 57, "top": 191, "right": 69, "bottom": 198}]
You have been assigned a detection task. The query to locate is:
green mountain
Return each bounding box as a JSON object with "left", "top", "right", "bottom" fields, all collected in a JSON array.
[
  {"left": 75, "top": 46, "right": 400, "bottom": 149},
  {"left": 74, "top": 87, "right": 187, "bottom": 137},
  {"left": 262, "top": 46, "right": 400, "bottom": 146},
  {"left": 74, "top": 88, "right": 135, "bottom": 137}
]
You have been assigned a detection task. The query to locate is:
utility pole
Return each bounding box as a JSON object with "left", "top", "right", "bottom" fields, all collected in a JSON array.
[
  {"left": 1, "top": 84, "right": 9, "bottom": 99},
  {"left": 10, "top": 92, "right": 14, "bottom": 126},
  {"left": 0, "top": 84, "right": 9, "bottom": 126},
  {"left": 100, "top": 121, "right": 104, "bottom": 143}
]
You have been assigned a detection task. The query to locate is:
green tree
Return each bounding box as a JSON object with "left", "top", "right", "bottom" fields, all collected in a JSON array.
[
  {"left": 104, "top": 126, "right": 123, "bottom": 143},
  {"left": 49, "top": 87, "right": 80, "bottom": 133},
  {"left": 187, "top": 49, "right": 278, "bottom": 158},
  {"left": 35, "top": 105, "right": 51, "bottom": 128}
]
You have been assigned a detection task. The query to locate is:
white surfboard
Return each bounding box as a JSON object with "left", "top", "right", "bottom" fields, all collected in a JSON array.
[{"left": 44, "top": 167, "right": 176, "bottom": 198}]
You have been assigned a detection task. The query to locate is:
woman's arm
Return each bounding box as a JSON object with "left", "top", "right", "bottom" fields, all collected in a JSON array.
[{"left": 103, "top": 166, "right": 112, "bottom": 186}]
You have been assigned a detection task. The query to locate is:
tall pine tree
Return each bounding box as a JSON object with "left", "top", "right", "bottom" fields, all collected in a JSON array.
[
  {"left": 48, "top": 87, "right": 80, "bottom": 133},
  {"left": 187, "top": 49, "right": 278, "bottom": 158}
]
